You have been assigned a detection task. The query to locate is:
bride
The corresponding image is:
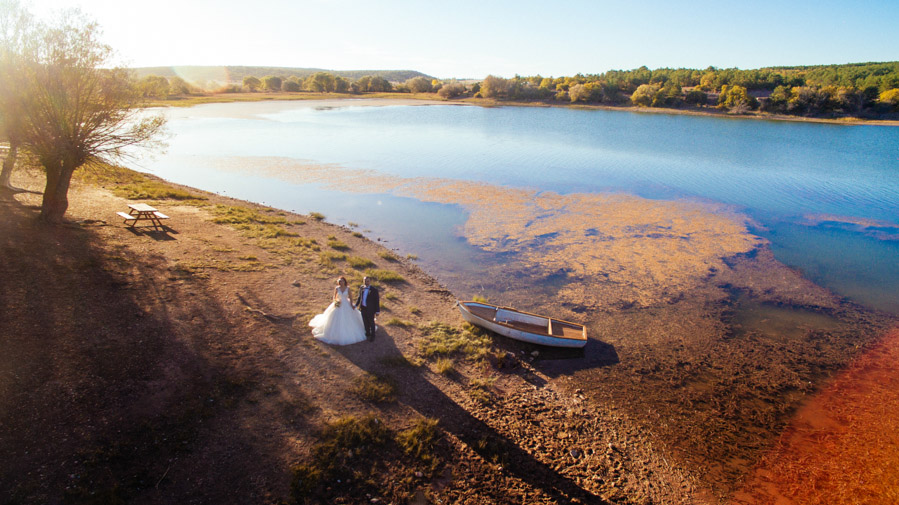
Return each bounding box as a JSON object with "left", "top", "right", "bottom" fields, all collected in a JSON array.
[{"left": 309, "top": 276, "right": 367, "bottom": 345}]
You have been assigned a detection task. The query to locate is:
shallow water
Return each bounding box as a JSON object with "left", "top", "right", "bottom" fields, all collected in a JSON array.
[{"left": 136, "top": 100, "right": 899, "bottom": 313}]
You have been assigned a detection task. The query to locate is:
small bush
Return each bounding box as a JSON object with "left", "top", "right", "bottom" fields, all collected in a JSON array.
[
  {"left": 352, "top": 231, "right": 364, "bottom": 238},
  {"left": 383, "top": 292, "right": 398, "bottom": 301},
  {"left": 409, "top": 306, "right": 421, "bottom": 316},
  {"left": 351, "top": 373, "right": 396, "bottom": 403},
  {"left": 309, "top": 212, "right": 325, "bottom": 221},
  {"left": 406, "top": 254, "right": 418, "bottom": 260}
]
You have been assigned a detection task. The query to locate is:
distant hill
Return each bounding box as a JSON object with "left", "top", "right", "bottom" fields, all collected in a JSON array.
[{"left": 131, "top": 66, "right": 433, "bottom": 85}]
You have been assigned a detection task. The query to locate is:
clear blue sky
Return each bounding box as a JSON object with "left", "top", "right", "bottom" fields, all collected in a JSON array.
[{"left": 23, "top": 0, "right": 899, "bottom": 79}]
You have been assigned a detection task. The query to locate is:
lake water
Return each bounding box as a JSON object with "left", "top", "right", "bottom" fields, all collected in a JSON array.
[{"left": 136, "top": 100, "right": 899, "bottom": 314}]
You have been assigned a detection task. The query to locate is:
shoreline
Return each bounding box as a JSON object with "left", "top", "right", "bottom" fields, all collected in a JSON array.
[{"left": 148, "top": 91, "right": 899, "bottom": 126}]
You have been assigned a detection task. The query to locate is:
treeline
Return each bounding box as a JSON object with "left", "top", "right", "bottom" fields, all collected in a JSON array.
[
  {"left": 135, "top": 62, "right": 899, "bottom": 118},
  {"left": 132, "top": 66, "right": 430, "bottom": 89},
  {"left": 477, "top": 62, "right": 899, "bottom": 117},
  {"left": 137, "top": 72, "right": 471, "bottom": 99}
]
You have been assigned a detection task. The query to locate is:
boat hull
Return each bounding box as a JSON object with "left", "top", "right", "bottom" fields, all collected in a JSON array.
[{"left": 457, "top": 301, "right": 587, "bottom": 348}]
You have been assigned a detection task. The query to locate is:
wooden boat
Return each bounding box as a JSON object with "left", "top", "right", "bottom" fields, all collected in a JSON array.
[{"left": 456, "top": 301, "right": 587, "bottom": 348}]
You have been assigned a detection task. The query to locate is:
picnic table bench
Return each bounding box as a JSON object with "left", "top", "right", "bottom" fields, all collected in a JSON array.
[{"left": 118, "top": 203, "right": 169, "bottom": 231}]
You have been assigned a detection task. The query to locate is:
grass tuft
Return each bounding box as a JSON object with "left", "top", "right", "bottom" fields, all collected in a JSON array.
[
  {"left": 434, "top": 357, "right": 455, "bottom": 375},
  {"left": 347, "top": 256, "right": 375, "bottom": 269},
  {"left": 290, "top": 415, "right": 390, "bottom": 500},
  {"left": 468, "top": 377, "right": 496, "bottom": 405},
  {"left": 210, "top": 205, "right": 287, "bottom": 225},
  {"left": 384, "top": 317, "right": 414, "bottom": 328},
  {"left": 419, "top": 322, "right": 492, "bottom": 361},
  {"left": 396, "top": 418, "right": 441, "bottom": 470},
  {"left": 327, "top": 239, "right": 350, "bottom": 251},
  {"left": 364, "top": 268, "right": 405, "bottom": 284},
  {"left": 309, "top": 212, "right": 325, "bottom": 221},
  {"left": 351, "top": 373, "right": 397, "bottom": 403},
  {"left": 377, "top": 250, "right": 400, "bottom": 262}
]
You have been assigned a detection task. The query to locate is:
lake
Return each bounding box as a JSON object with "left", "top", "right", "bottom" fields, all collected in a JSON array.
[{"left": 136, "top": 99, "right": 899, "bottom": 314}]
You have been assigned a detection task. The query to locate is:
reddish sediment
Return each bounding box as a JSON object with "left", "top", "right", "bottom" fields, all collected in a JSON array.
[{"left": 732, "top": 326, "right": 899, "bottom": 504}]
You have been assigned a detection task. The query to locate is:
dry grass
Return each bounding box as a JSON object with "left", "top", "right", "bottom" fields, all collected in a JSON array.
[
  {"left": 377, "top": 250, "right": 400, "bottom": 262},
  {"left": 347, "top": 256, "right": 375, "bottom": 269},
  {"left": 351, "top": 373, "right": 397, "bottom": 403},
  {"left": 418, "top": 322, "right": 492, "bottom": 361},
  {"left": 396, "top": 417, "right": 441, "bottom": 472},
  {"left": 434, "top": 358, "right": 454, "bottom": 375},
  {"left": 364, "top": 268, "right": 405, "bottom": 284}
]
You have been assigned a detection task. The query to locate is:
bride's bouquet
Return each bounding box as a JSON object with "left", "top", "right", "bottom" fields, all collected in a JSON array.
[{"left": 334, "top": 299, "right": 341, "bottom": 308}]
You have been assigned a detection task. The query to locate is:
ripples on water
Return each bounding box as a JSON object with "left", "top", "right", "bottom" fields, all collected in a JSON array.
[{"left": 140, "top": 100, "right": 899, "bottom": 314}]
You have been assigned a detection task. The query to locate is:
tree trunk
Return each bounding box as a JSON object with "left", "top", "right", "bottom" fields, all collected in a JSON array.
[
  {"left": 0, "top": 142, "right": 17, "bottom": 189},
  {"left": 40, "top": 161, "right": 75, "bottom": 224}
]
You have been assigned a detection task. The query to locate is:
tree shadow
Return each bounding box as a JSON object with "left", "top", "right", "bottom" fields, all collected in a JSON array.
[
  {"left": 337, "top": 328, "right": 608, "bottom": 504},
  {"left": 0, "top": 200, "right": 285, "bottom": 503}
]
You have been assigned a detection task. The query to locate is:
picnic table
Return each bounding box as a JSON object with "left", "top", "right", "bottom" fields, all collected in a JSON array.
[{"left": 117, "top": 203, "right": 169, "bottom": 231}]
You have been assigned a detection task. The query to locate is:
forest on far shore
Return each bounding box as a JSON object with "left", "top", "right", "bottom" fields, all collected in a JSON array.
[{"left": 136, "top": 61, "right": 899, "bottom": 119}]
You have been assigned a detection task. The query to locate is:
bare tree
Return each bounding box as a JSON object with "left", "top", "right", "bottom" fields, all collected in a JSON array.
[{"left": 14, "top": 10, "right": 165, "bottom": 222}]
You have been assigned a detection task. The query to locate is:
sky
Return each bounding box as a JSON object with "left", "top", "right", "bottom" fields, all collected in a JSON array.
[{"left": 20, "top": 0, "right": 899, "bottom": 79}]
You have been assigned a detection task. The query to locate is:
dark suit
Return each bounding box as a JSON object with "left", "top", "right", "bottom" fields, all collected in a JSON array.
[{"left": 355, "top": 284, "right": 380, "bottom": 338}]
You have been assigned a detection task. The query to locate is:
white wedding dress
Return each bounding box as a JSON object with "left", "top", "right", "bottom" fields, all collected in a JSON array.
[{"left": 309, "top": 287, "right": 367, "bottom": 345}]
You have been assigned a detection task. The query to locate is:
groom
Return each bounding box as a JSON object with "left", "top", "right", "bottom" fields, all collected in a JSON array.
[{"left": 356, "top": 276, "right": 380, "bottom": 340}]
